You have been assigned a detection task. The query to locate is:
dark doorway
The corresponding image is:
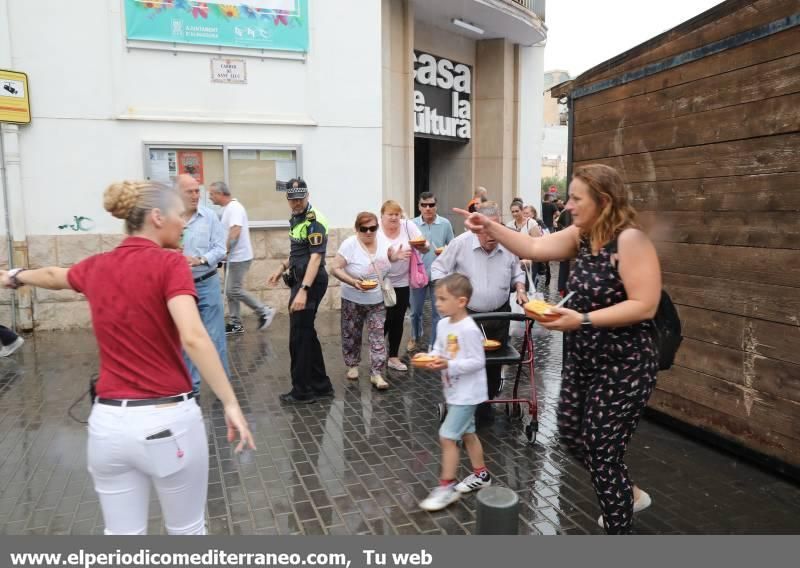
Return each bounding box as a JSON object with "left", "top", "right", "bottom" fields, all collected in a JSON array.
[{"left": 414, "top": 137, "right": 430, "bottom": 205}]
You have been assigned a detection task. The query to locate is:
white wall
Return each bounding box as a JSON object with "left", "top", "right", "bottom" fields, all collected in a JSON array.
[
  {"left": 543, "top": 125, "right": 568, "bottom": 158},
  {"left": 6, "top": 0, "right": 383, "bottom": 234},
  {"left": 517, "top": 44, "right": 545, "bottom": 215}
]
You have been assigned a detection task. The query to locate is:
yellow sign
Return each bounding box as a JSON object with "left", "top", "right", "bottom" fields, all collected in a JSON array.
[{"left": 0, "top": 70, "right": 30, "bottom": 124}]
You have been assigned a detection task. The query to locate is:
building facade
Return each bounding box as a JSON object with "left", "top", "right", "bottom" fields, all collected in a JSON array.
[
  {"left": 540, "top": 69, "right": 569, "bottom": 196},
  {"left": 0, "top": 0, "right": 546, "bottom": 329}
]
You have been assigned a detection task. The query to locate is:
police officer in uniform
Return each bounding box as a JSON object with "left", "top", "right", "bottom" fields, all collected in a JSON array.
[{"left": 268, "top": 178, "right": 334, "bottom": 403}]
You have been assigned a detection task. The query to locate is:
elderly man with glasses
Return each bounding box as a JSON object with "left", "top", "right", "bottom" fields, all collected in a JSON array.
[
  {"left": 176, "top": 174, "right": 228, "bottom": 395},
  {"left": 409, "top": 192, "right": 454, "bottom": 352}
]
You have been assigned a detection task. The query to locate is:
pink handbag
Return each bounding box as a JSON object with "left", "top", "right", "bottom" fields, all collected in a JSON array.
[{"left": 406, "top": 222, "right": 429, "bottom": 289}]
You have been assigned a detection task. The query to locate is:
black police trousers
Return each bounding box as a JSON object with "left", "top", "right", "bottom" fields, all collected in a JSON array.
[{"left": 288, "top": 273, "right": 332, "bottom": 400}]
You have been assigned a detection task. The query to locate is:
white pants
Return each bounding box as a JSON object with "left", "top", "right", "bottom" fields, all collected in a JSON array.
[{"left": 87, "top": 397, "right": 208, "bottom": 535}]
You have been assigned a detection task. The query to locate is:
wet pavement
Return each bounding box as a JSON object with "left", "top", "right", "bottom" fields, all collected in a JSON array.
[{"left": 1, "top": 281, "right": 799, "bottom": 535}]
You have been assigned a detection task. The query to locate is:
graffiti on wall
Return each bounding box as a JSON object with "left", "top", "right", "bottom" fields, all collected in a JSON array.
[{"left": 58, "top": 216, "right": 96, "bottom": 232}]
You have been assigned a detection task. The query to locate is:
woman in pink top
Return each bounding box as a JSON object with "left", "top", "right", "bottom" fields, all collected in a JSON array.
[{"left": 379, "top": 200, "right": 428, "bottom": 371}]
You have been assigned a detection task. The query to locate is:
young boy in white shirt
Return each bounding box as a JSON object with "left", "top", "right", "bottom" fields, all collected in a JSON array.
[{"left": 419, "top": 273, "right": 492, "bottom": 512}]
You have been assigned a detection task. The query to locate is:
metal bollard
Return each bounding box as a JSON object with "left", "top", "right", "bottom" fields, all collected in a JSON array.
[{"left": 475, "top": 486, "right": 519, "bottom": 535}]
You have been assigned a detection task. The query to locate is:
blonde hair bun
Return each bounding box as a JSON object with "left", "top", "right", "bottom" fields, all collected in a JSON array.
[{"left": 104, "top": 181, "right": 143, "bottom": 220}]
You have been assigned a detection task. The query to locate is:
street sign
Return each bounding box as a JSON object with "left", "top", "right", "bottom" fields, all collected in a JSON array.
[
  {"left": 211, "top": 58, "right": 247, "bottom": 84},
  {"left": 0, "top": 69, "right": 30, "bottom": 124}
]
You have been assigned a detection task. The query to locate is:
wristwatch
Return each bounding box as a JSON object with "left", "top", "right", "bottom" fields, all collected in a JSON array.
[
  {"left": 7, "top": 268, "right": 27, "bottom": 290},
  {"left": 301, "top": 284, "right": 312, "bottom": 292},
  {"left": 581, "top": 312, "right": 592, "bottom": 327},
  {"left": 199, "top": 257, "right": 208, "bottom": 266}
]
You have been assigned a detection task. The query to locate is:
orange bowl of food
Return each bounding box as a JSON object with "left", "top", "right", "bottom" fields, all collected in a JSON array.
[
  {"left": 434, "top": 247, "right": 445, "bottom": 256},
  {"left": 409, "top": 237, "right": 427, "bottom": 248},
  {"left": 483, "top": 339, "right": 502, "bottom": 351},
  {"left": 411, "top": 353, "right": 441, "bottom": 369},
  {"left": 359, "top": 279, "right": 378, "bottom": 290},
  {"left": 524, "top": 299, "right": 559, "bottom": 323}
]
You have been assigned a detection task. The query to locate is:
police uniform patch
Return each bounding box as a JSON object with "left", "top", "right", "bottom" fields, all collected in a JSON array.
[
  {"left": 306, "top": 210, "right": 316, "bottom": 222},
  {"left": 308, "top": 232, "right": 323, "bottom": 246}
]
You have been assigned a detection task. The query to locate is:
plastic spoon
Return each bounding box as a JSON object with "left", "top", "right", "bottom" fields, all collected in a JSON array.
[{"left": 554, "top": 291, "right": 576, "bottom": 309}]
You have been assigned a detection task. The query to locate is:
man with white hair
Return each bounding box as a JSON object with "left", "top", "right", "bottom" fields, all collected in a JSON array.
[
  {"left": 209, "top": 181, "right": 275, "bottom": 334},
  {"left": 432, "top": 201, "right": 528, "bottom": 419},
  {"left": 176, "top": 174, "right": 228, "bottom": 394}
]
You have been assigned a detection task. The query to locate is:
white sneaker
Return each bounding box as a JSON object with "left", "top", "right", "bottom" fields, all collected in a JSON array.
[
  {"left": 257, "top": 307, "right": 275, "bottom": 331},
  {"left": 387, "top": 359, "right": 408, "bottom": 372},
  {"left": 597, "top": 489, "right": 652, "bottom": 528},
  {"left": 0, "top": 337, "right": 24, "bottom": 357},
  {"left": 346, "top": 367, "right": 359, "bottom": 380},
  {"left": 419, "top": 486, "right": 460, "bottom": 512},
  {"left": 455, "top": 473, "right": 492, "bottom": 494},
  {"left": 370, "top": 375, "right": 390, "bottom": 390}
]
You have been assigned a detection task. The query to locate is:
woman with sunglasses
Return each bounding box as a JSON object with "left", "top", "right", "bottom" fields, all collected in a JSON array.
[
  {"left": 331, "top": 211, "right": 394, "bottom": 390},
  {"left": 330, "top": 212, "right": 401, "bottom": 390}
]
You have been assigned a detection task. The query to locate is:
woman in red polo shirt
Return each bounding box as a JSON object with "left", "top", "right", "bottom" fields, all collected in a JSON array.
[{"left": 0, "top": 181, "right": 255, "bottom": 535}]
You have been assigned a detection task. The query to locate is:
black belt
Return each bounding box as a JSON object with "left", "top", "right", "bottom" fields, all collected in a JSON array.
[
  {"left": 193, "top": 269, "right": 217, "bottom": 284},
  {"left": 97, "top": 392, "right": 195, "bottom": 407}
]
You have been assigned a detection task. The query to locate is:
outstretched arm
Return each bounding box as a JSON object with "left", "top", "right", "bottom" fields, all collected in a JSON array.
[
  {"left": 453, "top": 208, "right": 580, "bottom": 262},
  {"left": 0, "top": 267, "right": 72, "bottom": 290}
]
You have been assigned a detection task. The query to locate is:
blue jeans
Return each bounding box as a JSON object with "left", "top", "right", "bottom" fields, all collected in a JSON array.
[
  {"left": 184, "top": 273, "right": 229, "bottom": 394},
  {"left": 410, "top": 283, "right": 440, "bottom": 348}
]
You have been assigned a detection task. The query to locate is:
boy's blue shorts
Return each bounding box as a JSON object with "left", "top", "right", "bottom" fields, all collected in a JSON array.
[{"left": 439, "top": 404, "right": 478, "bottom": 441}]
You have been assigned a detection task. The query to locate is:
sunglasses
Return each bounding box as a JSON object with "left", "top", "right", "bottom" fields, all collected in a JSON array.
[
  {"left": 359, "top": 225, "right": 379, "bottom": 233},
  {"left": 419, "top": 203, "right": 437, "bottom": 208}
]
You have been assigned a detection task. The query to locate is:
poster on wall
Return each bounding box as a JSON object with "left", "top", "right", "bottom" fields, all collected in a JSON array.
[
  {"left": 148, "top": 150, "right": 178, "bottom": 182},
  {"left": 124, "top": 0, "right": 309, "bottom": 52},
  {"left": 178, "top": 151, "right": 204, "bottom": 184}
]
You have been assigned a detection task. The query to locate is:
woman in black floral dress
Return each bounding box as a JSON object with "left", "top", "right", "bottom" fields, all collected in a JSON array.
[{"left": 456, "top": 164, "right": 662, "bottom": 534}]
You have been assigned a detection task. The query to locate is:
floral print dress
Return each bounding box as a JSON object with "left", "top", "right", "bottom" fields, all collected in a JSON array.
[{"left": 559, "top": 236, "right": 659, "bottom": 534}]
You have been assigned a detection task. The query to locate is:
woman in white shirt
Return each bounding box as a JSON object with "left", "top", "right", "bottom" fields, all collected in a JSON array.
[
  {"left": 330, "top": 212, "right": 399, "bottom": 390},
  {"left": 379, "top": 200, "right": 428, "bottom": 371},
  {"left": 506, "top": 202, "right": 542, "bottom": 238},
  {"left": 506, "top": 202, "right": 542, "bottom": 289}
]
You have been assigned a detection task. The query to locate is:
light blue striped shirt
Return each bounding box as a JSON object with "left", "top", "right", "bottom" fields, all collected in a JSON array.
[
  {"left": 182, "top": 206, "right": 226, "bottom": 279},
  {"left": 413, "top": 214, "right": 455, "bottom": 277}
]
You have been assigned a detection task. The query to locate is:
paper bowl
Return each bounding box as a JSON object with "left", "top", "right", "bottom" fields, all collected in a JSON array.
[{"left": 359, "top": 280, "right": 378, "bottom": 290}]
